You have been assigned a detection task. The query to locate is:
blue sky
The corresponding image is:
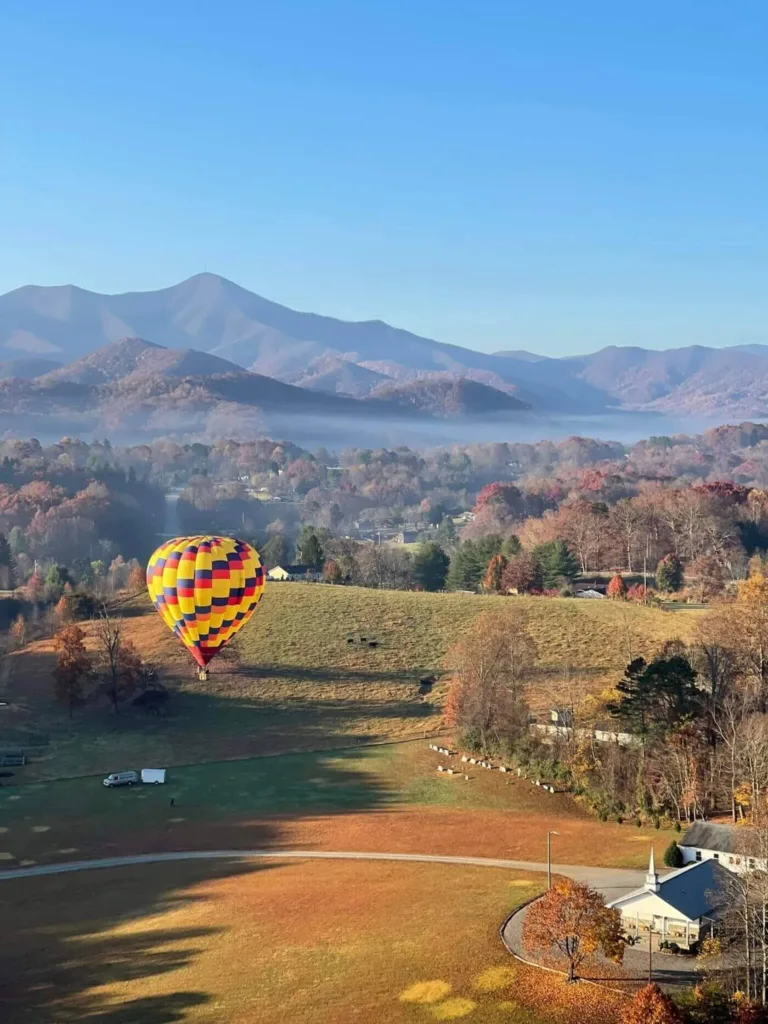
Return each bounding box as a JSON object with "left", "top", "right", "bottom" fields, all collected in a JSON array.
[{"left": 2, "top": 0, "right": 767, "bottom": 355}]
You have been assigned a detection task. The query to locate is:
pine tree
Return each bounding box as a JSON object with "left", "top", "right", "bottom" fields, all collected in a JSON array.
[
  {"left": 412, "top": 542, "right": 450, "bottom": 592},
  {"left": 656, "top": 554, "right": 683, "bottom": 593},
  {"left": 607, "top": 573, "right": 628, "bottom": 599},
  {"left": 532, "top": 540, "right": 580, "bottom": 589}
]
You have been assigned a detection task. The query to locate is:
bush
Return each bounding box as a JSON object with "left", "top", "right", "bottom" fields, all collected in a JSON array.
[
  {"left": 668, "top": 941, "right": 680, "bottom": 955},
  {"left": 616, "top": 815, "right": 624, "bottom": 825},
  {"left": 654, "top": 816, "right": 661, "bottom": 830},
  {"left": 675, "top": 821, "right": 682, "bottom": 833},
  {"left": 663, "top": 840, "right": 683, "bottom": 868},
  {"left": 635, "top": 818, "right": 642, "bottom": 827}
]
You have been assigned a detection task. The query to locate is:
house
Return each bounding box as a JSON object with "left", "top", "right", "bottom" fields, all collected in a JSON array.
[
  {"left": 266, "top": 564, "right": 321, "bottom": 582},
  {"left": 679, "top": 822, "right": 766, "bottom": 874},
  {"left": 608, "top": 849, "right": 728, "bottom": 949},
  {"left": 394, "top": 530, "right": 419, "bottom": 544}
]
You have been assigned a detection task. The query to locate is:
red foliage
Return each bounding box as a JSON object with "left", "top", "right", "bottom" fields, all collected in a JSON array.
[{"left": 606, "top": 573, "right": 627, "bottom": 599}]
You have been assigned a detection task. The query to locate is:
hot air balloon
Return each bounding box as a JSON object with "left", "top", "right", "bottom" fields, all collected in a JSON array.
[{"left": 147, "top": 535, "right": 265, "bottom": 678}]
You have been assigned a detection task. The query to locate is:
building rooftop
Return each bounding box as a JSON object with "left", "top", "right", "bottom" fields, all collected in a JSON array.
[
  {"left": 680, "top": 822, "right": 736, "bottom": 854},
  {"left": 610, "top": 853, "right": 728, "bottom": 922}
]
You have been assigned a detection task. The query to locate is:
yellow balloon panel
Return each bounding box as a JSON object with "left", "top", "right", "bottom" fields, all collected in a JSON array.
[{"left": 146, "top": 535, "right": 265, "bottom": 667}]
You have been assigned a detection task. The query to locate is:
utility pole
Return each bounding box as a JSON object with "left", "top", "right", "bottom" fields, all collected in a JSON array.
[
  {"left": 547, "top": 830, "right": 559, "bottom": 890},
  {"left": 648, "top": 921, "right": 653, "bottom": 983}
]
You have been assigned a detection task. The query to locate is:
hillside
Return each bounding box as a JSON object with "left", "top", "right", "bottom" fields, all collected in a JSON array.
[
  {"left": 3, "top": 585, "right": 699, "bottom": 779},
  {"left": 280, "top": 354, "right": 392, "bottom": 396},
  {"left": 369, "top": 376, "right": 530, "bottom": 415},
  {"left": 39, "top": 337, "right": 244, "bottom": 385}
]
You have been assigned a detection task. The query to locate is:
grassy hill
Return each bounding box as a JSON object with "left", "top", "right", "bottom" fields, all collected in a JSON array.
[{"left": 2, "top": 585, "right": 700, "bottom": 780}]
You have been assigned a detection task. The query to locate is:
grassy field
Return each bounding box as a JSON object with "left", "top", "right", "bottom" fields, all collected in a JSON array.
[
  {"left": 2, "top": 858, "right": 626, "bottom": 1024},
  {"left": 1, "top": 584, "right": 700, "bottom": 780},
  {"left": 0, "top": 740, "right": 673, "bottom": 869}
]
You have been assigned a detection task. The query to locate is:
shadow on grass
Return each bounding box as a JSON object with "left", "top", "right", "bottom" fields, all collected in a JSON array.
[{"left": 1, "top": 734, "right": 397, "bottom": 1020}]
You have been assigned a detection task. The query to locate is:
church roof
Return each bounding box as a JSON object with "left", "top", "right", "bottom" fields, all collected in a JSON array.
[{"left": 609, "top": 858, "right": 728, "bottom": 922}]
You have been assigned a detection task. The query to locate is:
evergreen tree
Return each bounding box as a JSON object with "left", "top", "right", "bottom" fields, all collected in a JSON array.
[
  {"left": 532, "top": 540, "right": 580, "bottom": 589},
  {"left": 260, "top": 533, "right": 289, "bottom": 569},
  {"left": 0, "top": 532, "right": 17, "bottom": 589},
  {"left": 412, "top": 542, "right": 450, "bottom": 591},
  {"left": 608, "top": 655, "right": 702, "bottom": 738},
  {"left": 663, "top": 841, "right": 683, "bottom": 868},
  {"left": 446, "top": 536, "right": 504, "bottom": 591},
  {"left": 296, "top": 526, "right": 325, "bottom": 569},
  {"left": 656, "top": 554, "right": 683, "bottom": 593}
]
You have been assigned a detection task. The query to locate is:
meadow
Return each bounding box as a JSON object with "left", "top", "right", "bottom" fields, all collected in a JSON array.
[
  {"left": 0, "top": 584, "right": 700, "bottom": 780},
  {"left": 3, "top": 858, "right": 629, "bottom": 1024}
]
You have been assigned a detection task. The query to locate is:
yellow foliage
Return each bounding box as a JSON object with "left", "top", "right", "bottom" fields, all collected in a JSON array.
[
  {"left": 472, "top": 965, "right": 517, "bottom": 991},
  {"left": 399, "top": 980, "right": 452, "bottom": 1004},
  {"left": 738, "top": 571, "right": 768, "bottom": 604},
  {"left": 430, "top": 997, "right": 477, "bottom": 1019}
]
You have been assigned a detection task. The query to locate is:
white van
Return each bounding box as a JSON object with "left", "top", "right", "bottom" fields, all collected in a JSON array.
[
  {"left": 141, "top": 768, "right": 166, "bottom": 784},
  {"left": 103, "top": 770, "right": 139, "bottom": 787}
]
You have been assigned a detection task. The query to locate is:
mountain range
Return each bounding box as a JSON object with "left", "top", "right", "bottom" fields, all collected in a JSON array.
[{"left": 0, "top": 273, "right": 766, "bottom": 442}]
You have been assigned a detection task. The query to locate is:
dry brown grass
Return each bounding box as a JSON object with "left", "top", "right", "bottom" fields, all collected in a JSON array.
[{"left": 3, "top": 858, "right": 626, "bottom": 1024}]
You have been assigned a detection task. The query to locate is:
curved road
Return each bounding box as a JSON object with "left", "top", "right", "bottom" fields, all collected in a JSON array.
[{"left": 0, "top": 849, "right": 643, "bottom": 884}]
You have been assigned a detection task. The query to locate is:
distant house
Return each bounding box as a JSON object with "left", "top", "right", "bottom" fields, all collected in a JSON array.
[
  {"left": 680, "top": 822, "right": 766, "bottom": 874},
  {"left": 394, "top": 530, "right": 419, "bottom": 544},
  {"left": 266, "top": 564, "right": 321, "bottom": 582},
  {"left": 608, "top": 849, "right": 728, "bottom": 949}
]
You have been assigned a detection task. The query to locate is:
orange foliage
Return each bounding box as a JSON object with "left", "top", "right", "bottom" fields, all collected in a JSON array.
[
  {"left": 523, "top": 877, "right": 623, "bottom": 982},
  {"left": 620, "top": 984, "right": 682, "bottom": 1024}
]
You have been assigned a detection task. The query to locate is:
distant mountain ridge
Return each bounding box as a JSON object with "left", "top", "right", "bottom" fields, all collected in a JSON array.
[{"left": 1, "top": 273, "right": 768, "bottom": 417}]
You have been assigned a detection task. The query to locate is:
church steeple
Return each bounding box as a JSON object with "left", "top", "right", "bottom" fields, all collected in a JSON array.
[{"left": 645, "top": 847, "right": 660, "bottom": 893}]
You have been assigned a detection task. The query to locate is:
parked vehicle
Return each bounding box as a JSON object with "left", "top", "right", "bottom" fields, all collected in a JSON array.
[
  {"left": 141, "top": 768, "right": 166, "bottom": 785},
  {"left": 103, "top": 770, "right": 139, "bottom": 787}
]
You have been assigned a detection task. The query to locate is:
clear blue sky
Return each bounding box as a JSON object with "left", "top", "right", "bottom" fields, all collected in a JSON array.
[{"left": 2, "top": 0, "right": 768, "bottom": 355}]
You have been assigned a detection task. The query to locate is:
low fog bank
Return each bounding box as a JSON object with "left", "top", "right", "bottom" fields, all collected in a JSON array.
[{"left": 0, "top": 407, "right": 762, "bottom": 450}]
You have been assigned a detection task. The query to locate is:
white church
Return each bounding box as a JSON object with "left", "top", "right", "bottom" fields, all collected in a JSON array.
[{"left": 608, "top": 848, "right": 728, "bottom": 950}]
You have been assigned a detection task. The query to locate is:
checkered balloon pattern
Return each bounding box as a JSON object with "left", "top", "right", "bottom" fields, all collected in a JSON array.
[{"left": 146, "top": 535, "right": 265, "bottom": 668}]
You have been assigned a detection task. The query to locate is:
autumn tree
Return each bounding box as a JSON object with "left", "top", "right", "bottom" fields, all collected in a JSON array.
[
  {"left": 444, "top": 606, "right": 537, "bottom": 751},
  {"left": 501, "top": 552, "right": 542, "bottom": 594},
  {"left": 523, "top": 877, "right": 623, "bottom": 982},
  {"left": 10, "top": 613, "right": 26, "bottom": 649},
  {"left": 607, "top": 573, "right": 628, "bottom": 600},
  {"left": 127, "top": 563, "right": 146, "bottom": 592},
  {"left": 323, "top": 559, "right": 344, "bottom": 584},
  {"left": 483, "top": 553, "right": 507, "bottom": 593},
  {"left": 620, "top": 984, "right": 682, "bottom": 1024},
  {"left": 53, "top": 624, "right": 93, "bottom": 717}
]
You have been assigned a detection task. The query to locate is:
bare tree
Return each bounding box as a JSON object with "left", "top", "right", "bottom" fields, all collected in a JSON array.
[{"left": 92, "top": 608, "right": 142, "bottom": 714}]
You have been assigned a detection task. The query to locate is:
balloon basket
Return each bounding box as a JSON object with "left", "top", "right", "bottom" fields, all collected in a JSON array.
[{"left": 197, "top": 668, "right": 209, "bottom": 682}]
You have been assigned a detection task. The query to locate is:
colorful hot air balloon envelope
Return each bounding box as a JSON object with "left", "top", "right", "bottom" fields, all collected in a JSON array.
[{"left": 146, "top": 535, "right": 265, "bottom": 668}]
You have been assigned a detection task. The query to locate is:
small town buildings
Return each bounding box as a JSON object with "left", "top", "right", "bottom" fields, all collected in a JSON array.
[
  {"left": 680, "top": 822, "right": 767, "bottom": 874},
  {"left": 608, "top": 849, "right": 728, "bottom": 950}
]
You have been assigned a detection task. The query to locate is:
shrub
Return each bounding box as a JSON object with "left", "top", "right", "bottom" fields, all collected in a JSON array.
[
  {"left": 663, "top": 841, "right": 683, "bottom": 868},
  {"left": 654, "top": 816, "right": 661, "bottom": 830},
  {"left": 635, "top": 818, "right": 642, "bottom": 828},
  {"left": 607, "top": 573, "right": 628, "bottom": 600},
  {"left": 616, "top": 815, "right": 624, "bottom": 825},
  {"left": 675, "top": 821, "right": 682, "bottom": 833}
]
